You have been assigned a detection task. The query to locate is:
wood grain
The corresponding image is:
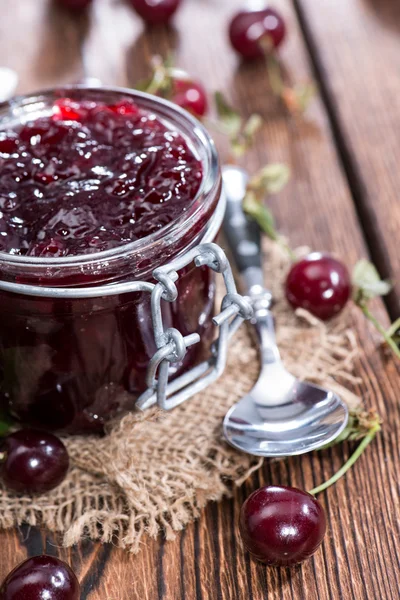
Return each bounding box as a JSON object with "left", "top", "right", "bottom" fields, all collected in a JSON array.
[
  {"left": 294, "top": 0, "right": 400, "bottom": 319},
  {"left": 0, "top": 0, "right": 399, "bottom": 598}
]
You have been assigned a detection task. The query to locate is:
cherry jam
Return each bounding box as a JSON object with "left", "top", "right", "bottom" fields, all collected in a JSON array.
[
  {"left": 0, "top": 89, "right": 220, "bottom": 433},
  {"left": 0, "top": 97, "right": 202, "bottom": 256}
]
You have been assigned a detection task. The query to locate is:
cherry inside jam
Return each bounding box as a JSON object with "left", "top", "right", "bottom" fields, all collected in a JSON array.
[
  {"left": 0, "top": 97, "right": 202, "bottom": 257},
  {"left": 0, "top": 92, "right": 218, "bottom": 433}
]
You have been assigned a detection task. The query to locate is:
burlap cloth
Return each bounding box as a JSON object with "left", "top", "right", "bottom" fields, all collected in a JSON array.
[{"left": 0, "top": 240, "right": 361, "bottom": 552}]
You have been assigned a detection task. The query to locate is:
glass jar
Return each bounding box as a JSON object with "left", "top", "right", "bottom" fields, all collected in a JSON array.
[{"left": 0, "top": 87, "right": 222, "bottom": 433}]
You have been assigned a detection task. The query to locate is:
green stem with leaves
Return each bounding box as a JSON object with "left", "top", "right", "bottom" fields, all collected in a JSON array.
[
  {"left": 309, "top": 422, "right": 381, "bottom": 495},
  {"left": 360, "top": 304, "right": 400, "bottom": 359}
]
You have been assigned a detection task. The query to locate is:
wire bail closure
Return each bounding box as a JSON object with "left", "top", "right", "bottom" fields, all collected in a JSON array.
[
  {"left": 0, "top": 242, "right": 253, "bottom": 412},
  {"left": 137, "top": 242, "right": 253, "bottom": 411}
]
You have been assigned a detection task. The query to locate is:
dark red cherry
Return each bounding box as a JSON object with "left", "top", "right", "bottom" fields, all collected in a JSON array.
[
  {"left": 55, "top": 0, "right": 92, "bottom": 10},
  {"left": 239, "top": 486, "right": 326, "bottom": 566},
  {"left": 229, "top": 7, "right": 286, "bottom": 59},
  {"left": 172, "top": 78, "right": 208, "bottom": 117},
  {"left": 130, "top": 0, "right": 182, "bottom": 24},
  {"left": 0, "top": 429, "right": 69, "bottom": 494},
  {"left": 0, "top": 555, "right": 80, "bottom": 600},
  {"left": 285, "top": 253, "right": 351, "bottom": 320}
]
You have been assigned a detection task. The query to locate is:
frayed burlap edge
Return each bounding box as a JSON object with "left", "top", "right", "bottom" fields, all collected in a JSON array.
[{"left": 0, "top": 240, "right": 362, "bottom": 553}]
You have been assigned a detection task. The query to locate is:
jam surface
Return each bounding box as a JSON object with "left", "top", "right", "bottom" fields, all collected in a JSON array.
[{"left": 0, "top": 98, "right": 202, "bottom": 257}]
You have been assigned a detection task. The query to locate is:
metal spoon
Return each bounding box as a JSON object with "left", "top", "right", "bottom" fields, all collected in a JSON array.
[{"left": 222, "top": 165, "right": 349, "bottom": 457}]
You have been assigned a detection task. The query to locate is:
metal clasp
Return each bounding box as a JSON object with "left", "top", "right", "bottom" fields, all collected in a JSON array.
[{"left": 136, "top": 242, "right": 253, "bottom": 411}]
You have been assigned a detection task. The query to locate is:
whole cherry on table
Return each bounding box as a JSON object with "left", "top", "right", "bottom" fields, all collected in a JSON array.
[
  {"left": 285, "top": 253, "right": 351, "bottom": 321},
  {"left": 239, "top": 485, "right": 326, "bottom": 566},
  {"left": 0, "top": 556, "right": 80, "bottom": 600},
  {"left": 0, "top": 429, "right": 69, "bottom": 495},
  {"left": 229, "top": 6, "right": 286, "bottom": 59}
]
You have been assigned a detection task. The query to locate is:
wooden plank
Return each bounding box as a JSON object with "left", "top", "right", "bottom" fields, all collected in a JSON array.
[
  {"left": 0, "top": 0, "right": 399, "bottom": 599},
  {"left": 0, "top": 1, "right": 84, "bottom": 92},
  {"left": 293, "top": 0, "right": 400, "bottom": 318}
]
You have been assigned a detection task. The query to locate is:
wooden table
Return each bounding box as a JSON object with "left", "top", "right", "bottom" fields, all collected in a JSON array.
[{"left": 1, "top": 0, "right": 400, "bottom": 598}]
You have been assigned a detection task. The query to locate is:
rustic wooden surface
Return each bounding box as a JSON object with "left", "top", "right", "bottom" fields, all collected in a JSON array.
[
  {"left": 295, "top": 0, "right": 400, "bottom": 319},
  {"left": 1, "top": 0, "right": 400, "bottom": 598}
]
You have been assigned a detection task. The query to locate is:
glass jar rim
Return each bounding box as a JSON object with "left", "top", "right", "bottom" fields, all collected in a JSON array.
[{"left": 0, "top": 84, "right": 220, "bottom": 268}]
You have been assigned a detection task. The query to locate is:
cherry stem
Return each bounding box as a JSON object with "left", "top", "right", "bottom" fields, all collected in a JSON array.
[
  {"left": 266, "top": 52, "right": 285, "bottom": 98},
  {"left": 144, "top": 70, "right": 164, "bottom": 96},
  {"left": 141, "top": 57, "right": 169, "bottom": 97},
  {"left": 359, "top": 304, "right": 400, "bottom": 359},
  {"left": 386, "top": 317, "right": 400, "bottom": 339},
  {"left": 308, "top": 423, "right": 381, "bottom": 496},
  {"left": 279, "top": 239, "right": 297, "bottom": 262}
]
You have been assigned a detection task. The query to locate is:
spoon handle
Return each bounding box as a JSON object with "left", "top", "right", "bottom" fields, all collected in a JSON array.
[
  {"left": 222, "top": 165, "right": 267, "bottom": 297},
  {"left": 222, "top": 165, "right": 280, "bottom": 363}
]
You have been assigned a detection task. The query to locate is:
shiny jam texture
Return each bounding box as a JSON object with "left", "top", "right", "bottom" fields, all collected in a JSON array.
[
  {"left": 0, "top": 98, "right": 202, "bottom": 256},
  {"left": 0, "top": 95, "right": 215, "bottom": 434}
]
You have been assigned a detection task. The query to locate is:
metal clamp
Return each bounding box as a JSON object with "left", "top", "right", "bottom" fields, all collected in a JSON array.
[
  {"left": 136, "top": 242, "right": 253, "bottom": 411},
  {"left": 0, "top": 242, "right": 253, "bottom": 412}
]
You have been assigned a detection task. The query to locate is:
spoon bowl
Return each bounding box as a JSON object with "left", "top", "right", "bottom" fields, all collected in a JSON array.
[{"left": 223, "top": 381, "right": 348, "bottom": 457}]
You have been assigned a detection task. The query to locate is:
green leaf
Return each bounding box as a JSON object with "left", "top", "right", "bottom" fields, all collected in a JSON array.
[
  {"left": 242, "top": 164, "right": 290, "bottom": 241},
  {"left": 229, "top": 114, "right": 263, "bottom": 158},
  {"left": 214, "top": 91, "right": 242, "bottom": 137},
  {"left": 248, "top": 163, "right": 290, "bottom": 196},
  {"left": 212, "top": 92, "right": 264, "bottom": 156},
  {"left": 242, "top": 114, "right": 263, "bottom": 139},
  {"left": 243, "top": 191, "right": 278, "bottom": 241},
  {"left": 352, "top": 261, "right": 400, "bottom": 358},
  {"left": 352, "top": 259, "right": 392, "bottom": 300}
]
